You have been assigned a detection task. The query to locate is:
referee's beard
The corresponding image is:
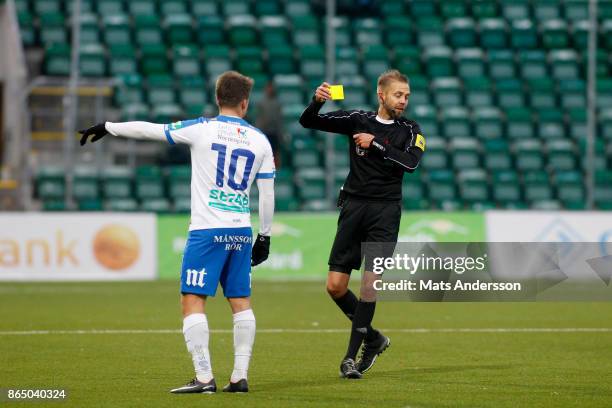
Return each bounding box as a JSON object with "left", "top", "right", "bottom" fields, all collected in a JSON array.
[{"left": 380, "top": 98, "right": 405, "bottom": 120}]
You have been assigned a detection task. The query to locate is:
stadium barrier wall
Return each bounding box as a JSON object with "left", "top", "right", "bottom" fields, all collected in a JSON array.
[{"left": 0, "top": 213, "right": 157, "bottom": 281}]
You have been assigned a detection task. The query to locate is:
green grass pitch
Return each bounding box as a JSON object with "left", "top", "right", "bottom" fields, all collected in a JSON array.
[{"left": 1, "top": 281, "right": 611, "bottom": 407}]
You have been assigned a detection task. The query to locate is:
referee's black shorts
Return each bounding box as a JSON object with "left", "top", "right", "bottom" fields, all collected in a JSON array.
[{"left": 328, "top": 198, "right": 401, "bottom": 274}]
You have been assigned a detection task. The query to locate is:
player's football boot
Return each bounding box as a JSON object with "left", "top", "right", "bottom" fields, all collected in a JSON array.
[
  {"left": 356, "top": 334, "right": 391, "bottom": 374},
  {"left": 222, "top": 379, "right": 249, "bottom": 393},
  {"left": 170, "top": 378, "right": 217, "bottom": 394},
  {"left": 339, "top": 358, "right": 362, "bottom": 379}
]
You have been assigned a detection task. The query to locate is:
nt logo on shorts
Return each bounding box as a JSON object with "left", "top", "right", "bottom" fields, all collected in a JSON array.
[{"left": 185, "top": 268, "right": 207, "bottom": 287}]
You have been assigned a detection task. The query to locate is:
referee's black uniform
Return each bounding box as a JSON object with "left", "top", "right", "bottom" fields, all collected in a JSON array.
[{"left": 299, "top": 99, "right": 425, "bottom": 273}]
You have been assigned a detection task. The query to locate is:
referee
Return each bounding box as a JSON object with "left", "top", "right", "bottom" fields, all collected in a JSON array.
[{"left": 299, "top": 70, "right": 425, "bottom": 379}]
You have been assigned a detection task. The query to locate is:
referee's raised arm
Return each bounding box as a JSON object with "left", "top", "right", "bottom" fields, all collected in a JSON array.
[{"left": 299, "top": 82, "right": 356, "bottom": 135}]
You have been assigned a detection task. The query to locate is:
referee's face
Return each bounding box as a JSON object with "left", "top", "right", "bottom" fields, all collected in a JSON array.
[{"left": 378, "top": 81, "right": 410, "bottom": 120}]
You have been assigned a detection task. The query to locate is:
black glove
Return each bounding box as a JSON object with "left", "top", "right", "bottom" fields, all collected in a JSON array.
[
  {"left": 251, "top": 234, "right": 270, "bottom": 266},
  {"left": 79, "top": 123, "right": 108, "bottom": 146}
]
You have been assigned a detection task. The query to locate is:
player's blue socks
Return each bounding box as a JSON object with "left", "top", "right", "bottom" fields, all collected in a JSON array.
[
  {"left": 345, "top": 300, "right": 376, "bottom": 360},
  {"left": 333, "top": 290, "right": 380, "bottom": 342},
  {"left": 183, "top": 313, "right": 214, "bottom": 383}
]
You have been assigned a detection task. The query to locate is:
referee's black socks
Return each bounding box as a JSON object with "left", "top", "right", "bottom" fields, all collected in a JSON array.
[
  {"left": 345, "top": 300, "right": 377, "bottom": 360},
  {"left": 332, "top": 290, "right": 380, "bottom": 342}
]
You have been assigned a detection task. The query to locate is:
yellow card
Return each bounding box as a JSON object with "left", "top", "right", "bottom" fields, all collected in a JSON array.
[
  {"left": 329, "top": 85, "right": 344, "bottom": 100},
  {"left": 415, "top": 134, "right": 426, "bottom": 151}
]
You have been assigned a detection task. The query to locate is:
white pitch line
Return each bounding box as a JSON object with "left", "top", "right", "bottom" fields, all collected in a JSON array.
[{"left": 0, "top": 328, "right": 611, "bottom": 336}]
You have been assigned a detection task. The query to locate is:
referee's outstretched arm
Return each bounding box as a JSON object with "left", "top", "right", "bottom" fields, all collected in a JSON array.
[{"left": 299, "top": 82, "right": 357, "bottom": 135}]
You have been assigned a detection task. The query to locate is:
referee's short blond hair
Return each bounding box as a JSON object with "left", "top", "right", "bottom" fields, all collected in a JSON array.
[{"left": 377, "top": 69, "right": 408, "bottom": 90}]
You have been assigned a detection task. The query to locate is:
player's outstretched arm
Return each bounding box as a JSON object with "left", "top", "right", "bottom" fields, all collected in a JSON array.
[
  {"left": 299, "top": 82, "right": 356, "bottom": 135},
  {"left": 251, "top": 177, "right": 274, "bottom": 266},
  {"left": 79, "top": 121, "right": 167, "bottom": 146}
]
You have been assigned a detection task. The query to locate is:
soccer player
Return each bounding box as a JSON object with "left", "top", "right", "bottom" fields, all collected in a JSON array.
[
  {"left": 299, "top": 70, "right": 425, "bottom": 379},
  {"left": 79, "top": 71, "right": 275, "bottom": 393}
]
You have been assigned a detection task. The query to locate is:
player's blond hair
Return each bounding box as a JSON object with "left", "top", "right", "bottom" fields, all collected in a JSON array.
[
  {"left": 215, "top": 71, "right": 254, "bottom": 108},
  {"left": 377, "top": 69, "right": 408, "bottom": 90}
]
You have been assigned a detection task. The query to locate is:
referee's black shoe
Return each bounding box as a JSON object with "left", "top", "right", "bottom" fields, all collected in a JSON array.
[
  {"left": 223, "top": 379, "right": 249, "bottom": 393},
  {"left": 170, "top": 378, "right": 217, "bottom": 394},
  {"left": 356, "top": 335, "right": 391, "bottom": 374},
  {"left": 339, "top": 358, "right": 362, "bottom": 379}
]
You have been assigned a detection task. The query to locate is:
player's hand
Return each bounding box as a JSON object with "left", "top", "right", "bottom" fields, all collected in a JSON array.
[
  {"left": 79, "top": 123, "right": 108, "bottom": 146},
  {"left": 314, "top": 82, "right": 331, "bottom": 103},
  {"left": 353, "top": 133, "right": 375, "bottom": 149},
  {"left": 251, "top": 234, "right": 270, "bottom": 266}
]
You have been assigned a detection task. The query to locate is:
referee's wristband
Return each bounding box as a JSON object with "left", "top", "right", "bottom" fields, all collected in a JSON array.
[{"left": 371, "top": 136, "right": 388, "bottom": 156}]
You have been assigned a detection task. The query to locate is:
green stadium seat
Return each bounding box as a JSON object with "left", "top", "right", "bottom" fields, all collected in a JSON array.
[
  {"left": 600, "top": 109, "right": 612, "bottom": 141},
  {"left": 141, "top": 198, "right": 171, "bottom": 213},
  {"left": 79, "top": 43, "right": 106, "bottom": 77},
  {"left": 385, "top": 16, "right": 413, "bottom": 46},
  {"left": 518, "top": 50, "right": 548, "bottom": 79},
  {"left": 439, "top": 0, "right": 465, "bottom": 18},
  {"left": 473, "top": 107, "right": 503, "bottom": 140},
  {"left": 36, "top": 166, "right": 65, "bottom": 201},
  {"left": 427, "top": 170, "right": 457, "bottom": 203},
  {"left": 534, "top": 0, "right": 562, "bottom": 20},
  {"left": 135, "top": 166, "right": 164, "bottom": 200},
  {"left": 77, "top": 12, "right": 100, "bottom": 45},
  {"left": 441, "top": 107, "right": 470, "bottom": 137},
  {"left": 542, "top": 20, "right": 569, "bottom": 49},
  {"left": 78, "top": 199, "right": 103, "bottom": 211},
  {"left": 102, "top": 166, "right": 133, "bottom": 199},
  {"left": 255, "top": 0, "right": 281, "bottom": 16},
  {"left": 73, "top": 166, "right": 99, "bottom": 201},
  {"left": 261, "top": 16, "right": 290, "bottom": 47},
  {"left": 353, "top": 18, "right": 382, "bottom": 47},
  {"left": 362, "top": 45, "right": 390, "bottom": 81},
  {"left": 152, "top": 104, "right": 183, "bottom": 123},
  {"left": 146, "top": 74, "right": 176, "bottom": 105},
  {"left": 197, "top": 15, "right": 224, "bottom": 45},
  {"left": 488, "top": 50, "right": 515, "bottom": 79},
  {"left": 291, "top": 135, "right": 320, "bottom": 168},
  {"left": 115, "top": 74, "right": 145, "bottom": 106},
  {"left": 172, "top": 45, "right": 201, "bottom": 77},
  {"left": 451, "top": 137, "right": 480, "bottom": 169},
  {"left": 484, "top": 138, "right": 512, "bottom": 170},
  {"left": 537, "top": 108, "right": 566, "bottom": 140},
  {"left": 134, "top": 14, "right": 163, "bottom": 46},
  {"left": 42, "top": 200, "right": 66, "bottom": 211},
  {"left": 506, "top": 107, "right": 534, "bottom": 139},
  {"left": 495, "top": 79, "right": 524, "bottom": 109},
  {"left": 559, "top": 79, "right": 586, "bottom": 109},
  {"left": 141, "top": 44, "right": 169, "bottom": 75},
  {"left": 409, "top": 0, "right": 436, "bottom": 16},
  {"left": 407, "top": 75, "right": 431, "bottom": 106},
  {"left": 531, "top": 200, "right": 562, "bottom": 210},
  {"left": 178, "top": 77, "right": 207, "bottom": 110},
  {"left": 285, "top": 0, "right": 310, "bottom": 16},
  {"left": 296, "top": 168, "right": 326, "bottom": 200},
  {"left": 17, "top": 12, "right": 35, "bottom": 47},
  {"left": 432, "top": 77, "right": 462, "bottom": 107},
  {"left": 121, "top": 103, "right": 149, "bottom": 121},
  {"left": 103, "top": 14, "right": 131, "bottom": 47},
  {"left": 578, "top": 139, "right": 607, "bottom": 170},
  {"left": 166, "top": 14, "right": 194, "bottom": 45},
  {"left": 336, "top": 47, "right": 359, "bottom": 76},
  {"left": 167, "top": 165, "right": 191, "bottom": 199},
  {"left": 550, "top": 50, "right": 580, "bottom": 79},
  {"left": 339, "top": 75, "right": 368, "bottom": 108},
  {"left": 268, "top": 45, "right": 295, "bottom": 75},
  {"left": 412, "top": 105, "right": 438, "bottom": 136},
  {"left": 464, "top": 77, "right": 493, "bottom": 108},
  {"left": 596, "top": 79, "right": 612, "bottom": 109},
  {"left": 332, "top": 17, "right": 351, "bottom": 47},
  {"left": 203, "top": 44, "right": 231, "bottom": 77},
  {"left": 447, "top": 18, "right": 476, "bottom": 48},
  {"left": 425, "top": 46, "right": 454, "bottom": 78},
  {"left": 44, "top": 43, "right": 71, "bottom": 75},
  {"left": 291, "top": 15, "right": 319, "bottom": 47},
  {"left": 66, "top": 0, "right": 94, "bottom": 13},
  {"left": 510, "top": 19, "right": 538, "bottom": 49},
  {"left": 402, "top": 177, "right": 428, "bottom": 210},
  {"left": 417, "top": 17, "right": 445, "bottom": 48},
  {"left": 221, "top": 0, "right": 250, "bottom": 16},
  {"left": 127, "top": 0, "right": 156, "bottom": 16},
  {"left": 501, "top": 0, "right": 530, "bottom": 20},
  {"left": 380, "top": 0, "right": 404, "bottom": 16},
  {"left": 603, "top": 20, "right": 612, "bottom": 51},
  {"left": 161, "top": 0, "right": 188, "bottom": 15},
  {"left": 456, "top": 48, "right": 485, "bottom": 78},
  {"left": 515, "top": 139, "right": 544, "bottom": 171},
  {"left": 564, "top": 0, "right": 588, "bottom": 21},
  {"left": 191, "top": 0, "right": 218, "bottom": 16},
  {"left": 479, "top": 19, "right": 508, "bottom": 49},
  {"left": 33, "top": 0, "right": 61, "bottom": 14},
  {"left": 97, "top": 0, "right": 124, "bottom": 14},
  {"left": 458, "top": 169, "right": 489, "bottom": 202},
  {"left": 528, "top": 78, "right": 556, "bottom": 109},
  {"left": 394, "top": 46, "right": 421, "bottom": 76},
  {"left": 472, "top": 0, "right": 498, "bottom": 19},
  {"left": 235, "top": 46, "right": 264, "bottom": 75},
  {"left": 554, "top": 170, "right": 584, "bottom": 207},
  {"left": 273, "top": 74, "right": 304, "bottom": 105},
  {"left": 173, "top": 198, "right": 191, "bottom": 213},
  {"left": 38, "top": 11, "right": 66, "bottom": 45},
  {"left": 595, "top": 170, "right": 612, "bottom": 209},
  {"left": 568, "top": 108, "right": 586, "bottom": 140},
  {"left": 421, "top": 137, "right": 447, "bottom": 170},
  {"left": 547, "top": 139, "right": 576, "bottom": 171},
  {"left": 492, "top": 170, "right": 521, "bottom": 204},
  {"left": 105, "top": 198, "right": 138, "bottom": 212},
  {"left": 299, "top": 44, "right": 325, "bottom": 80},
  {"left": 524, "top": 170, "right": 553, "bottom": 202},
  {"left": 571, "top": 20, "right": 590, "bottom": 50}
]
